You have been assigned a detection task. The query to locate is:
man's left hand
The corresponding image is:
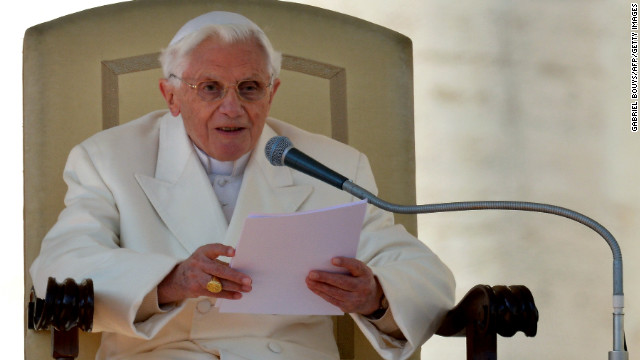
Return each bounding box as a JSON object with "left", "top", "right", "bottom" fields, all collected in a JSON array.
[{"left": 306, "top": 257, "right": 383, "bottom": 315}]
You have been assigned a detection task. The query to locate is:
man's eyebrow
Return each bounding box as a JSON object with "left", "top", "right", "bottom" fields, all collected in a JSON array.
[{"left": 194, "top": 73, "right": 268, "bottom": 83}]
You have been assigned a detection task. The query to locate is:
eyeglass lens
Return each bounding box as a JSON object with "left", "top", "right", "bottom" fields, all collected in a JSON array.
[{"left": 198, "top": 80, "right": 268, "bottom": 102}]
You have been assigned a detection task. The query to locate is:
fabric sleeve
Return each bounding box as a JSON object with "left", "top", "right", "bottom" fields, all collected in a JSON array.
[{"left": 29, "top": 144, "right": 183, "bottom": 339}]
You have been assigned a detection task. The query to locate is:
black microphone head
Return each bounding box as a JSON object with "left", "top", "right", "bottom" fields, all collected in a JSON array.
[{"left": 265, "top": 136, "right": 293, "bottom": 166}]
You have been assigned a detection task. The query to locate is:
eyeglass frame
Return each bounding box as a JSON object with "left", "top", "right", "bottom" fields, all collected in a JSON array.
[{"left": 168, "top": 74, "right": 274, "bottom": 103}]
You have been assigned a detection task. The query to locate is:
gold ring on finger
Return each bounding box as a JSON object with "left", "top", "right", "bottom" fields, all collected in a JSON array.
[{"left": 206, "top": 276, "right": 223, "bottom": 293}]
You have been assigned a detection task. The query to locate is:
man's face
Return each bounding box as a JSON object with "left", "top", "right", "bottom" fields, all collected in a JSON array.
[{"left": 160, "top": 37, "right": 280, "bottom": 161}]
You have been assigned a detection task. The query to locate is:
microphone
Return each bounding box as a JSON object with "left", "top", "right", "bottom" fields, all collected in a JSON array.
[
  {"left": 264, "top": 135, "right": 627, "bottom": 358},
  {"left": 265, "top": 136, "right": 348, "bottom": 189}
]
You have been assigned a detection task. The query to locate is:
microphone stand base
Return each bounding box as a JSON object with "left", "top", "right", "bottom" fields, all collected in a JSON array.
[{"left": 609, "top": 351, "right": 629, "bottom": 360}]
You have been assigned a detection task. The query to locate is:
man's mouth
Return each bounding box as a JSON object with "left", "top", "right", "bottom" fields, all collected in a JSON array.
[{"left": 218, "top": 127, "right": 243, "bottom": 132}]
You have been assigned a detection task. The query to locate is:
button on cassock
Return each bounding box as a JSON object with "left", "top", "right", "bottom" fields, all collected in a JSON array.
[
  {"left": 267, "top": 341, "right": 283, "bottom": 354},
  {"left": 216, "top": 178, "right": 228, "bottom": 187},
  {"left": 196, "top": 299, "right": 212, "bottom": 313}
]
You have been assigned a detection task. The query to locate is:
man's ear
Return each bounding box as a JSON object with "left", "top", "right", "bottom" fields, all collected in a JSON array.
[
  {"left": 267, "top": 78, "right": 281, "bottom": 106},
  {"left": 159, "top": 79, "right": 181, "bottom": 116}
]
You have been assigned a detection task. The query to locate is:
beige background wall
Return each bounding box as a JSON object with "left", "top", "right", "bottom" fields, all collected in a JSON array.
[
  {"left": 286, "top": 1, "right": 638, "bottom": 359},
  {"left": 7, "top": 0, "right": 637, "bottom": 359}
]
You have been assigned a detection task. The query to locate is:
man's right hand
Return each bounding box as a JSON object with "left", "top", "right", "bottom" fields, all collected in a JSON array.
[{"left": 157, "top": 243, "right": 252, "bottom": 305}]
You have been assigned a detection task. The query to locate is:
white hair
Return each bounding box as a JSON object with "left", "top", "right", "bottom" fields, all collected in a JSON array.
[{"left": 159, "top": 23, "right": 282, "bottom": 85}]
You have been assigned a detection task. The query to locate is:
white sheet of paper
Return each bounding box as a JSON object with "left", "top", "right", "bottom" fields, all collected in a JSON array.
[{"left": 216, "top": 200, "right": 367, "bottom": 315}]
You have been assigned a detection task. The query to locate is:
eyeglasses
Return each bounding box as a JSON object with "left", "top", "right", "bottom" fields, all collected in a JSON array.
[{"left": 169, "top": 74, "right": 272, "bottom": 103}]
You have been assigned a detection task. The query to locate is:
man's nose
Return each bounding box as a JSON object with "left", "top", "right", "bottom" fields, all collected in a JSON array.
[{"left": 217, "top": 89, "right": 244, "bottom": 117}]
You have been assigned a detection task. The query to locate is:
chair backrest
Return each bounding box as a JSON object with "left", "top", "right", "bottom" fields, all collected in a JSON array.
[{"left": 23, "top": 1, "right": 417, "bottom": 359}]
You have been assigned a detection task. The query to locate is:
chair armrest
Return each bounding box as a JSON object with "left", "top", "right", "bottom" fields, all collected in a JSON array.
[
  {"left": 28, "top": 277, "right": 94, "bottom": 359},
  {"left": 436, "top": 285, "right": 538, "bottom": 360}
]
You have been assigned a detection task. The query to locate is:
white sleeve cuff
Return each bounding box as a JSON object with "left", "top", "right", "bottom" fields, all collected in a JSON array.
[{"left": 366, "top": 307, "right": 406, "bottom": 340}]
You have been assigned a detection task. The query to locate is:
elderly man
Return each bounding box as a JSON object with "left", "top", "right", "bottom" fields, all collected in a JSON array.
[{"left": 30, "top": 11, "right": 455, "bottom": 360}]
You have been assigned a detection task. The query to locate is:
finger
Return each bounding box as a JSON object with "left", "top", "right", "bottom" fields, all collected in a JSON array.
[
  {"left": 203, "top": 262, "right": 252, "bottom": 290},
  {"left": 332, "top": 257, "right": 369, "bottom": 277},
  {"left": 307, "top": 276, "right": 349, "bottom": 299},
  {"left": 219, "top": 277, "right": 252, "bottom": 293},
  {"left": 200, "top": 286, "right": 245, "bottom": 300},
  {"left": 308, "top": 270, "right": 359, "bottom": 292},
  {"left": 200, "top": 275, "right": 248, "bottom": 299},
  {"left": 216, "top": 290, "right": 244, "bottom": 300},
  {"left": 307, "top": 274, "right": 381, "bottom": 314},
  {"left": 307, "top": 277, "right": 365, "bottom": 314},
  {"left": 308, "top": 284, "right": 344, "bottom": 309},
  {"left": 198, "top": 243, "right": 236, "bottom": 260}
]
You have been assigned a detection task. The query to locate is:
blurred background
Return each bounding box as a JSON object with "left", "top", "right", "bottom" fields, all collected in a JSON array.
[{"left": 6, "top": 0, "right": 637, "bottom": 359}]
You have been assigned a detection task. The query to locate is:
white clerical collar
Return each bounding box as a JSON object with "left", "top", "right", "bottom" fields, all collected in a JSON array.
[{"left": 193, "top": 144, "right": 251, "bottom": 177}]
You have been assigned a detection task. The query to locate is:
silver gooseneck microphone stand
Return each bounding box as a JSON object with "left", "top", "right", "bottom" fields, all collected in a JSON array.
[
  {"left": 265, "top": 135, "right": 628, "bottom": 358},
  {"left": 342, "top": 180, "right": 628, "bottom": 360}
]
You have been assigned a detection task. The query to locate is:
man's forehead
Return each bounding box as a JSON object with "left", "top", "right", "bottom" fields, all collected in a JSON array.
[{"left": 183, "top": 41, "right": 270, "bottom": 80}]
